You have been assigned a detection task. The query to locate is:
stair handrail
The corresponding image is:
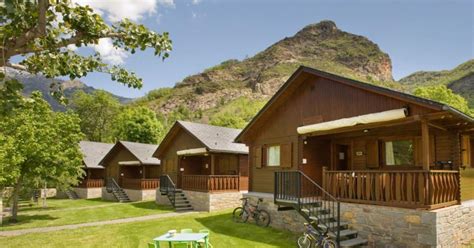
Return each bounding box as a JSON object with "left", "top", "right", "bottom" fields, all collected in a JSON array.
[
  {"left": 159, "top": 175, "right": 177, "bottom": 206},
  {"left": 274, "top": 170, "right": 340, "bottom": 245},
  {"left": 105, "top": 177, "right": 120, "bottom": 192}
]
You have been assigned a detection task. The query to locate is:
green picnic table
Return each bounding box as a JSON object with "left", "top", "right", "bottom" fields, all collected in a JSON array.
[{"left": 153, "top": 232, "right": 209, "bottom": 248}]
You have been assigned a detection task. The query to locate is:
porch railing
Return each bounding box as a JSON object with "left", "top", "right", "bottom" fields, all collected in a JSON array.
[
  {"left": 77, "top": 179, "right": 104, "bottom": 188},
  {"left": 181, "top": 175, "right": 247, "bottom": 192},
  {"left": 121, "top": 178, "right": 160, "bottom": 190},
  {"left": 323, "top": 168, "right": 460, "bottom": 209}
]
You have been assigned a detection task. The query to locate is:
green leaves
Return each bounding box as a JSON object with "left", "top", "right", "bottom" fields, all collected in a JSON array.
[
  {"left": 1, "top": 0, "right": 172, "bottom": 93},
  {"left": 0, "top": 91, "right": 85, "bottom": 189},
  {"left": 413, "top": 85, "right": 473, "bottom": 116},
  {"left": 112, "top": 106, "right": 164, "bottom": 144}
]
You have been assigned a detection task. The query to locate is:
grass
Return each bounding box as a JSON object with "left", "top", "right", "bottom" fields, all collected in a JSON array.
[
  {"left": 461, "top": 168, "right": 474, "bottom": 201},
  {"left": 1, "top": 198, "right": 173, "bottom": 231},
  {"left": 0, "top": 210, "right": 297, "bottom": 248}
]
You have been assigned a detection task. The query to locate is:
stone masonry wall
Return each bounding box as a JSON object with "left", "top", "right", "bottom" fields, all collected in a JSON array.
[
  {"left": 436, "top": 201, "right": 474, "bottom": 247},
  {"left": 183, "top": 190, "right": 245, "bottom": 212},
  {"left": 124, "top": 189, "right": 155, "bottom": 202},
  {"left": 245, "top": 192, "right": 474, "bottom": 247},
  {"left": 73, "top": 187, "right": 102, "bottom": 199}
]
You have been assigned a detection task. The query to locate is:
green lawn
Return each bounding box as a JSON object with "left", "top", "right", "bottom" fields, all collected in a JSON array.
[
  {"left": 461, "top": 168, "right": 474, "bottom": 201},
  {"left": 0, "top": 210, "right": 296, "bottom": 248},
  {"left": 1, "top": 198, "right": 173, "bottom": 231}
]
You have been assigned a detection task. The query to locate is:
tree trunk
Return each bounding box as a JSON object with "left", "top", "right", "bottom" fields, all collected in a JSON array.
[
  {"left": 9, "top": 175, "right": 23, "bottom": 223},
  {"left": 42, "top": 182, "right": 47, "bottom": 208}
]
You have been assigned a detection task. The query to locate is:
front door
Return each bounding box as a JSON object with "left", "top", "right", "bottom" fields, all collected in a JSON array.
[{"left": 334, "top": 144, "right": 351, "bottom": 170}]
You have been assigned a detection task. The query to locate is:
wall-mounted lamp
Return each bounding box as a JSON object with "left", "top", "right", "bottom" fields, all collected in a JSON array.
[
  {"left": 205, "top": 164, "right": 209, "bottom": 169},
  {"left": 139, "top": 170, "right": 142, "bottom": 174},
  {"left": 363, "top": 129, "right": 369, "bottom": 133}
]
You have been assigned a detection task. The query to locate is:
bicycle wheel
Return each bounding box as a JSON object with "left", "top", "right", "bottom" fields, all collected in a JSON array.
[
  {"left": 322, "top": 238, "right": 337, "bottom": 248},
  {"left": 255, "top": 210, "right": 271, "bottom": 227},
  {"left": 297, "top": 236, "right": 311, "bottom": 248},
  {"left": 232, "top": 207, "right": 249, "bottom": 223}
]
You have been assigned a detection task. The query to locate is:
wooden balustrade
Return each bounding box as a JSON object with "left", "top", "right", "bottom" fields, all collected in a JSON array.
[
  {"left": 121, "top": 178, "right": 160, "bottom": 190},
  {"left": 323, "top": 169, "right": 460, "bottom": 209},
  {"left": 78, "top": 179, "right": 104, "bottom": 188},
  {"left": 182, "top": 175, "right": 247, "bottom": 192}
]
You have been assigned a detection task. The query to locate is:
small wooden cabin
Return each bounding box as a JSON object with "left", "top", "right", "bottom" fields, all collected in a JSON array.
[
  {"left": 236, "top": 66, "right": 474, "bottom": 210},
  {"left": 100, "top": 141, "right": 160, "bottom": 190},
  {"left": 154, "top": 121, "right": 249, "bottom": 192},
  {"left": 77, "top": 141, "right": 113, "bottom": 189}
]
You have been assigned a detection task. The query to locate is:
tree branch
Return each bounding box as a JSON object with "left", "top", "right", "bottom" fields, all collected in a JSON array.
[
  {"left": 38, "top": 0, "right": 48, "bottom": 36},
  {"left": 4, "top": 63, "right": 27, "bottom": 71}
]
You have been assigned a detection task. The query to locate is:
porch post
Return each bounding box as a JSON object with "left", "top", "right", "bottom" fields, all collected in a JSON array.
[
  {"left": 322, "top": 166, "right": 327, "bottom": 189},
  {"left": 421, "top": 119, "right": 431, "bottom": 170},
  {"left": 210, "top": 154, "right": 215, "bottom": 175},
  {"left": 142, "top": 165, "right": 146, "bottom": 179}
]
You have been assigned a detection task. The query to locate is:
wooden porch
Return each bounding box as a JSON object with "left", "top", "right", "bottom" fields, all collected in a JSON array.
[
  {"left": 322, "top": 168, "right": 460, "bottom": 209},
  {"left": 181, "top": 175, "right": 249, "bottom": 192},
  {"left": 121, "top": 178, "right": 160, "bottom": 190},
  {"left": 77, "top": 178, "right": 104, "bottom": 188}
]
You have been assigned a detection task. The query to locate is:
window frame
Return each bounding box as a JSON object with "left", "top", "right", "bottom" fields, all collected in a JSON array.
[
  {"left": 265, "top": 144, "right": 281, "bottom": 167},
  {"left": 381, "top": 137, "right": 415, "bottom": 168}
]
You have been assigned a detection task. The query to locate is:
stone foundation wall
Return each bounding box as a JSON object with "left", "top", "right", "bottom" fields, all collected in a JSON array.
[
  {"left": 155, "top": 190, "right": 172, "bottom": 206},
  {"left": 436, "top": 201, "right": 474, "bottom": 247},
  {"left": 183, "top": 190, "right": 245, "bottom": 212},
  {"left": 124, "top": 189, "right": 156, "bottom": 202},
  {"left": 72, "top": 187, "right": 102, "bottom": 199},
  {"left": 245, "top": 192, "right": 474, "bottom": 248},
  {"left": 101, "top": 187, "right": 116, "bottom": 201}
]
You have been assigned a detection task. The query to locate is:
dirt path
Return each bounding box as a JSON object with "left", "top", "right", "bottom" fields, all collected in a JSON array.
[{"left": 0, "top": 211, "right": 198, "bottom": 237}]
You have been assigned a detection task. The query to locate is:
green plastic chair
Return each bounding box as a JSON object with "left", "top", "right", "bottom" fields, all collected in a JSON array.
[
  {"left": 147, "top": 242, "right": 157, "bottom": 248},
  {"left": 180, "top": 229, "right": 193, "bottom": 233},
  {"left": 197, "top": 229, "right": 212, "bottom": 248}
]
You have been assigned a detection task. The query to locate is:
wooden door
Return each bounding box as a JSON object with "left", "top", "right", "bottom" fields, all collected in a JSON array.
[{"left": 334, "top": 144, "right": 351, "bottom": 171}]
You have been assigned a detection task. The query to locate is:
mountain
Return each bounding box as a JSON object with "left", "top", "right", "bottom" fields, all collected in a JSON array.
[
  {"left": 399, "top": 60, "right": 474, "bottom": 107},
  {"left": 4, "top": 67, "right": 130, "bottom": 111},
  {"left": 139, "top": 20, "right": 399, "bottom": 120}
]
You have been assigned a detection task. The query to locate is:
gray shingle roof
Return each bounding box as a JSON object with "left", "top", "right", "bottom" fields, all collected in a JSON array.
[
  {"left": 79, "top": 141, "right": 114, "bottom": 169},
  {"left": 178, "top": 121, "right": 248, "bottom": 154},
  {"left": 119, "top": 141, "right": 161, "bottom": 165}
]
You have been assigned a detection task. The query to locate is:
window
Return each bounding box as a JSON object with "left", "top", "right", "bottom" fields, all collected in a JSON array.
[
  {"left": 384, "top": 140, "right": 414, "bottom": 166},
  {"left": 266, "top": 145, "right": 280, "bottom": 166}
]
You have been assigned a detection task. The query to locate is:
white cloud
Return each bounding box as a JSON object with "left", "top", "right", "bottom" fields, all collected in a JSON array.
[
  {"left": 93, "top": 38, "right": 128, "bottom": 65},
  {"left": 72, "top": 0, "right": 158, "bottom": 22},
  {"left": 192, "top": 0, "right": 202, "bottom": 4},
  {"left": 157, "top": 0, "right": 175, "bottom": 8},
  {"left": 66, "top": 44, "right": 78, "bottom": 51},
  {"left": 192, "top": 11, "right": 197, "bottom": 19}
]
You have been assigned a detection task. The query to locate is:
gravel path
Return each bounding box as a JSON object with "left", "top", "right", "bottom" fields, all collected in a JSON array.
[{"left": 0, "top": 211, "right": 198, "bottom": 237}]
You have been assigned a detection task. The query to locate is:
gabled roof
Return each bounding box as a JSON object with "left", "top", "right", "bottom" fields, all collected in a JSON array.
[
  {"left": 236, "top": 66, "right": 474, "bottom": 142},
  {"left": 155, "top": 121, "right": 248, "bottom": 157},
  {"left": 79, "top": 141, "right": 114, "bottom": 169},
  {"left": 100, "top": 141, "right": 160, "bottom": 166}
]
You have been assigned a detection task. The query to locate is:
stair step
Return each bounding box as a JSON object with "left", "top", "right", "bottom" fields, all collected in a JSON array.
[
  {"left": 339, "top": 237, "right": 368, "bottom": 248},
  {"left": 319, "top": 221, "right": 349, "bottom": 230},
  {"left": 328, "top": 229, "right": 359, "bottom": 239},
  {"left": 309, "top": 214, "right": 333, "bottom": 221},
  {"left": 175, "top": 206, "right": 193, "bottom": 211}
]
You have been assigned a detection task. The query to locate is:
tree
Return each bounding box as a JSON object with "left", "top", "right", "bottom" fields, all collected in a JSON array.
[
  {"left": 70, "top": 90, "right": 120, "bottom": 142},
  {"left": 112, "top": 106, "right": 163, "bottom": 144},
  {"left": 1, "top": 0, "right": 172, "bottom": 99},
  {"left": 413, "top": 85, "right": 473, "bottom": 116},
  {"left": 0, "top": 91, "right": 84, "bottom": 222},
  {"left": 209, "top": 97, "right": 266, "bottom": 129}
]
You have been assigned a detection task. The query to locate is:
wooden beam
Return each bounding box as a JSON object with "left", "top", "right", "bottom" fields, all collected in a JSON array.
[
  {"left": 428, "top": 122, "right": 447, "bottom": 131},
  {"left": 421, "top": 119, "right": 431, "bottom": 170}
]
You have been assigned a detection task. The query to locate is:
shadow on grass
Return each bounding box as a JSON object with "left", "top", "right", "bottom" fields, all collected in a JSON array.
[
  {"left": 1, "top": 214, "right": 58, "bottom": 228},
  {"left": 195, "top": 212, "right": 295, "bottom": 248},
  {"left": 130, "top": 201, "right": 174, "bottom": 211}
]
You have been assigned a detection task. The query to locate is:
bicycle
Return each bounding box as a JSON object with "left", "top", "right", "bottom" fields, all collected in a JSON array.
[
  {"left": 232, "top": 197, "right": 271, "bottom": 227},
  {"left": 297, "top": 221, "right": 337, "bottom": 248}
]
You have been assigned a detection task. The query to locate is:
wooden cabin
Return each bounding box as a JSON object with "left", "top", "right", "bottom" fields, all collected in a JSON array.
[
  {"left": 100, "top": 141, "right": 160, "bottom": 192},
  {"left": 236, "top": 66, "right": 474, "bottom": 210},
  {"left": 154, "top": 121, "right": 249, "bottom": 193},
  {"left": 72, "top": 141, "right": 113, "bottom": 198}
]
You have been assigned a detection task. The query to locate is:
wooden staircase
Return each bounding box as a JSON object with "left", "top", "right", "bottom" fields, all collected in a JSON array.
[
  {"left": 64, "top": 189, "right": 79, "bottom": 200},
  {"left": 106, "top": 178, "right": 131, "bottom": 202},
  {"left": 160, "top": 175, "right": 193, "bottom": 211},
  {"left": 274, "top": 171, "right": 368, "bottom": 248}
]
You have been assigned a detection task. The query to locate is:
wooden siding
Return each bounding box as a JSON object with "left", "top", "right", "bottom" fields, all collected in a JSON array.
[
  {"left": 244, "top": 74, "right": 442, "bottom": 193},
  {"left": 103, "top": 148, "right": 137, "bottom": 182}
]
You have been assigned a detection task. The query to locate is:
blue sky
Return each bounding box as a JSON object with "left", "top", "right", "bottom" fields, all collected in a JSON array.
[{"left": 76, "top": 0, "right": 474, "bottom": 98}]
